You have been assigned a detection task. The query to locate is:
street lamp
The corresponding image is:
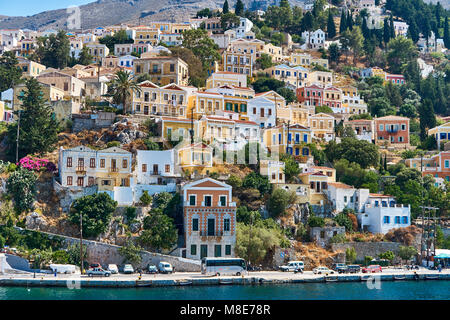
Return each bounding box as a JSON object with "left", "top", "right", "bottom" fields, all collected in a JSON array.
[{"left": 80, "top": 213, "right": 84, "bottom": 274}]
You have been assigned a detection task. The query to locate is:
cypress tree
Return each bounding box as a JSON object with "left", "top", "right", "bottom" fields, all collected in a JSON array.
[
  {"left": 389, "top": 14, "right": 395, "bottom": 39},
  {"left": 383, "top": 17, "right": 390, "bottom": 45},
  {"left": 347, "top": 11, "right": 353, "bottom": 31},
  {"left": 384, "top": 154, "right": 387, "bottom": 171},
  {"left": 235, "top": 0, "right": 244, "bottom": 17},
  {"left": 339, "top": 10, "right": 347, "bottom": 34},
  {"left": 362, "top": 17, "right": 370, "bottom": 39},
  {"left": 444, "top": 16, "right": 450, "bottom": 49},
  {"left": 408, "top": 20, "right": 419, "bottom": 43},
  {"left": 7, "top": 78, "right": 59, "bottom": 160},
  {"left": 223, "top": 0, "right": 229, "bottom": 14},
  {"left": 327, "top": 11, "right": 336, "bottom": 39}
]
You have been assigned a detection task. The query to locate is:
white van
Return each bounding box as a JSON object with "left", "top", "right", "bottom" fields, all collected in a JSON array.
[
  {"left": 158, "top": 262, "right": 173, "bottom": 274},
  {"left": 280, "top": 261, "right": 304, "bottom": 272}
]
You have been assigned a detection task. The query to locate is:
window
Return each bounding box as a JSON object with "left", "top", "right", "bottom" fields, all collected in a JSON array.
[
  {"left": 191, "top": 244, "right": 197, "bottom": 256},
  {"left": 142, "top": 164, "right": 147, "bottom": 172},
  {"left": 395, "top": 216, "right": 401, "bottom": 224},
  {"left": 402, "top": 216, "right": 408, "bottom": 224},
  {"left": 88, "top": 176, "right": 95, "bottom": 186},
  {"left": 189, "top": 195, "right": 196, "bottom": 206},
  {"left": 224, "top": 218, "right": 230, "bottom": 232},
  {"left": 344, "top": 196, "right": 347, "bottom": 202},
  {"left": 204, "top": 195, "right": 212, "bottom": 207},
  {"left": 445, "top": 160, "right": 450, "bottom": 168},
  {"left": 165, "top": 164, "right": 170, "bottom": 173},
  {"left": 67, "top": 176, "right": 73, "bottom": 186},
  {"left": 122, "top": 159, "right": 128, "bottom": 168},
  {"left": 214, "top": 245, "right": 222, "bottom": 257},
  {"left": 192, "top": 218, "right": 199, "bottom": 231},
  {"left": 220, "top": 195, "right": 226, "bottom": 206},
  {"left": 379, "top": 124, "right": 384, "bottom": 131},
  {"left": 225, "top": 245, "right": 231, "bottom": 256},
  {"left": 77, "top": 177, "right": 84, "bottom": 187},
  {"left": 100, "top": 159, "right": 105, "bottom": 168},
  {"left": 67, "top": 157, "right": 72, "bottom": 167},
  {"left": 90, "top": 158, "right": 95, "bottom": 168},
  {"left": 383, "top": 216, "right": 390, "bottom": 224}
]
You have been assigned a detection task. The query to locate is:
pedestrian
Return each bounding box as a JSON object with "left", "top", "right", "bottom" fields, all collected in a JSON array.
[
  {"left": 54, "top": 270, "right": 57, "bottom": 277},
  {"left": 438, "top": 263, "right": 442, "bottom": 273}
]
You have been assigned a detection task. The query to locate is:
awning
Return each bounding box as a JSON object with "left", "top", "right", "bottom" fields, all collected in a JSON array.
[{"left": 434, "top": 253, "right": 450, "bottom": 259}]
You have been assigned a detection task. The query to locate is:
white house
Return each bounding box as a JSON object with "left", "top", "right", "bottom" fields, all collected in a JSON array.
[
  {"left": 260, "top": 160, "right": 285, "bottom": 184},
  {"left": 326, "top": 182, "right": 370, "bottom": 214},
  {"left": 393, "top": 21, "right": 409, "bottom": 37},
  {"left": 359, "top": 194, "right": 411, "bottom": 234},
  {"left": 247, "top": 96, "right": 277, "bottom": 128},
  {"left": 118, "top": 55, "right": 137, "bottom": 69},
  {"left": 301, "top": 29, "right": 326, "bottom": 50},
  {"left": 235, "top": 18, "right": 253, "bottom": 39},
  {"left": 135, "top": 149, "right": 180, "bottom": 185}
]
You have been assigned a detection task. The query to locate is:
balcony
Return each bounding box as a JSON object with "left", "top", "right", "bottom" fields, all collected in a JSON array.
[
  {"left": 75, "top": 166, "right": 86, "bottom": 174},
  {"left": 109, "top": 167, "right": 119, "bottom": 174},
  {"left": 199, "top": 231, "right": 224, "bottom": 237}
]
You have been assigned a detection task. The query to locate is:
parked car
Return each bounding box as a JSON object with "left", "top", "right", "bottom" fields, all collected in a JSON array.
[
  {"left": 347, "top": 265, "right": 361, "bottom": 273},
  {"left": 89, "top": 263, "right": 101, "bottom": 270},
  {"left": 362, "top": 265, "right": 382, "bottom": 273},
  {"left": 331, "top": 263, "right": 348, "bottom": 274},
  {"left": 313, "top": 266, "right": 334, "bottom": 274},
  {"left": 148, "top": 265, "right": 158, "bottom": 274},
  {"left": 87, "top": 267, "right": 111, "bottom": 277},
  {"left": 123, "top": 264, "right": 134, "bottom": 274},
  {"left": 158, "top": 262, "right": 173, "bottom": 274},
  {"left": 107, "top": 264, "right": 118, "bottom": 274},
  {"left": 280, "top": 261, "right": 304, "bottom": 272}
]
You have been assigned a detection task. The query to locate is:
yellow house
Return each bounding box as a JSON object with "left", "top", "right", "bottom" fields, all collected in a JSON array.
[
  {"left": 158, "top": 116, "right": 197, "bottom": 142},
  {"left": 299, "top": 166, "right": 336, "bottom": 210},
  {"left": 134, "top": 56, "right": 189, "bottom": 86},
  {"left": 188, "top": 91, "right": 225, "bottom": 119},
  {"left": 206, "top": 71, "right": 247, "bottom": 89},
  {"left": 17, "top": 57, "right": 46, "bottom": 78},
  {"left": 132, "top": 81, "right": 197, "bottom": 117},
  {"left": 340, "top": 85, "right": 358, "bottom": 97},
  {"left": 429, "top": 122, "right": 450, "bottom": 150},
  {"left": 254, "top": 91, "right": 286, "bottom": 108},
  {"left": 372, "top": 67, "right": 386, "bottom": 79},
  {"left": 262, "top": 43, "right": 283, "bottom": 62},
  {"left": 308, "top": 112, "right": 335, "bottom": 141},
  {"left": 276, "top": 103, "right": 314, "bottom": 126},
  {"left": 263, "top": 123, "right": 312, "bottom": 161},
  {"left": 175, "top": 142, "right": 217, "bottom": 176},
  {"left": 134, "top": 26, "right": 161, "bottom": 45}
]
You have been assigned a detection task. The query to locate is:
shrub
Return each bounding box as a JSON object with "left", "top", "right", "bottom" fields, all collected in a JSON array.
[
  {"left": 140, "top": 190, "right": 152, "bottom": 206},
  {"left": 346, "top": 247, "right": 357, "bottom": 264},
  {"left": 307, "top": 215, "right": 325, "bottom": 228},
  {"left": 267, "top": 188, "right": 292, "bottom": 217},
  {"left": 124, "top": 207, "right": 137, "bottom": 223},
  {"left": 6, "top": 167, "right": 37, "bottom": 213},
  {"left": 329, "top": 233, "right": 347, "bottom": 244},
  {"left": 378, "top": 250, "right": 395, "bottom": 263},
  {"left": 364, "top": 255, "right": 373, "bottom": 266},
  {"left": 17, "top": 156, "right": 55, "bottom": 172},
  {"left": 106, "top": 141, "right": 121, "bottom": 148}
]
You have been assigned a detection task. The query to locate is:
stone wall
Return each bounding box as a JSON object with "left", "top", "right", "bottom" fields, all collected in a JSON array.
[
  {"left": 42, "top": 231, "right": 201, "bottom": 272},
  {"left": 331, "top": 242, "right": 402, "bottom": 263}
]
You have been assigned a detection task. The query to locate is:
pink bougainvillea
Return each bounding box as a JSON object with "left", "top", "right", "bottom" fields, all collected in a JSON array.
[{"left": 17, "top": 156, "right": 56, "bottom": 173}]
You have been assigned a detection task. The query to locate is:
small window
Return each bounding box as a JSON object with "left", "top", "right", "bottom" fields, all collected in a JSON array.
[
  {"left": 90, "top": 158, "right": 95, "bottom": 168},
  {"left": 204, "top": 195, "right": 212, "bottom": 207},
  {"left": 220, "top": 195, "right": 226, "bottom": 206},
  {"left": 191, "top": 244, "right": 197, "bottom": 255},
  {"left": 67, "top": 157, "right": 72, "bottom": 167},
  {"left": 67, "top": 176, "right": 73, "bottom": 186},
  {"left": 224, "top": 218, "right": 230, "bottom": 232},
  {"left": 225, "top": 245, "right": 231, "bottom": 256},
  {"left": 142, "top": 164, "right": 147, "bottom": 172},
  {"left": 100, "top": 159, "right": 105, "bottom": 168},
  {"left": 165, "top": 164, "right": 170, "bottom": 173},
  {"left": 189, "top": 195, "right": 196, "bottom": 206},
  {"left": 122, "top": 159, "right": 128, "bottom": 168}
]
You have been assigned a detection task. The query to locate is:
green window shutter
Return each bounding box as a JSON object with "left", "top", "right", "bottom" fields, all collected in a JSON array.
[
  {"left": 234, "top": 104, "right": 239, "bottom": 112},
  {"left": 240, "top": 104, "right": 246, "bottom": 112},
  {"left": 226, "top": 103, "right": 232, "bottom": 111}
]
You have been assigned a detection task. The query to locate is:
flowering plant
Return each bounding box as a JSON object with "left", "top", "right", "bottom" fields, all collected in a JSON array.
[{"left": 18, "top": 156, "right": 57, "bottom": 173}]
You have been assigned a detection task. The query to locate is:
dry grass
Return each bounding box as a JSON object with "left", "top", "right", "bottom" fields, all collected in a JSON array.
[{"left": 293, "top": 242, "right": 342, "bottom": 269}]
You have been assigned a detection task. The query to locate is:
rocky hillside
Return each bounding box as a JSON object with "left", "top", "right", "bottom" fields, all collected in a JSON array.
[{"left": 0, "top": 0, "right": 306, "bottom": 30}]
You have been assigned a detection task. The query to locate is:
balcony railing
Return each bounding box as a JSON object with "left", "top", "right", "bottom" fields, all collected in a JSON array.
[
  {"left": 109, "top": 167, "right": 119, "bottom": 173},
  {"left": 76, "top": 166, "right": 86, "bottom": 173},
  {"left": 200, "top": 231, "right": 224, "bottom": 237}
]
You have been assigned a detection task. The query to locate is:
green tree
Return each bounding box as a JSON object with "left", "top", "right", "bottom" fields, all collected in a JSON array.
[
  {"left": 408, "top": 20, "right": 419, "bottom": 43},
  {"left": 444, "top": 17, "right": 449, "bottom": 49},
  {"left": 7, "top": 78, "right": 59, "bottom": 160},
  {"left": 315, "top": 105, "right": 333, "bottom": 113},
  {"left": 34, "top": 30, "right": 70, "bottom": 69},
  {"left": 307, "top": 215, "right": 325, "bottom": 228},
  {"left": 267, "top": 188, "right": 294, "bottom": 217},
  {"left": 76, "top": 47, "right": 93, "bottom": 66},
  {"left": 346, "top": 247, "right": 356, "bottom": 264},
  {"left": 223, "top": 0, "right": 229, "bottom": 14},
  {"left": 140, "top": 212, "right": 178, "bottom": 251},
  {"left": 327, "top": 10, "right": 336, "bottom": 39},
  {"left": 235, "top": 223, "right": 281, "bottom": 265},
  {"left": 242, "top": 172, "right": 271, "bottom": 195},
  {"left": 221, "top": 12, "right": 240, "bottom": 31},
  {"left": 0, "top": 200, "right": 17, "bottom": 226},
  {"left": 196, "top": 8, "right": 212, "bottom": 18},
  {"left": 235, "top": 0, "right": 244, "bottom": 16},
  {"left": 182, "top": 29, "right": 221, "bottom": 71},
  {"left": 255, "top": 53, "right": 273, "bottom": 70},
  {"left": 397, "top": 245, "right": 417, "bottom": 264},
  {"left": 379, "top": 250, "right": 395, "bottom": 264},
  {"left": 328, "top": 43, "right": 341, "bottom": 64},
  {"left": 334, "top": 212, "right": 354, "bottom": 231},
  {"left": 99, "top": 29, "right": 133, "bottom": 52},
  {"left": 339, "top": 10, "right": 347, "bottom": 34},
  {"left": 236, "top": 206, "right": 261, "bottom": 224},
  {"left": 6, "top": 167, "right": 37, "bottom": 213},
  {"left": 325, "top": 138, "right": 379, "bottom": 169},
  {"left": 107, "top": 70, "right": 141, "bottom": 114},
  {"left": 118, "top": 240, "right": 143, "bottom": 266},
  {"left": 281, "top": 154, "right": 301, "bottom": 182},
  {"left": 68, "top": 193, "right": 117, "bottom": 238},
  {"left": 342, "top": 27, "right": 364, "bottom": 64},
  {"left": 276, "top": 87, "right": 297, "bottom": 103},
  {"left": 0, "top": 51, "right": 22, "bottom": 98},
  {"left": 418, "top": 99, "right": 436, "bottom": 140},
  {"left": 386, "top": 37, "right": 418, "bottom": 74},
  {"left": 227, "top": 174, "right": 243, "bottom": 190}
]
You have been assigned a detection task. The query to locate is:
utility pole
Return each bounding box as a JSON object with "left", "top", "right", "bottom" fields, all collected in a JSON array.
[
  {"left": 80, "top": 214, "right": 84, "bottom": 274},
  {"left": 420, "top": 154, "right": 425, "bottom": 264},
  {"left": 247, "top": 212, "right": 253, "bottom": 270},
  {"left": 286, "top": 120, "right": 291, "bottom": 154},
  {"left": 190, "top": 107, "right": 194, "bottom": 144},
  {"left": 15, "top": 110, "right": 22, "bottom": 163}
]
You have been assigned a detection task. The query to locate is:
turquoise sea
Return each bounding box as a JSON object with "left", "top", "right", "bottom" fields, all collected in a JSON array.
[{"left": 0, "top": 281, "right": 448, "bottom": 300}]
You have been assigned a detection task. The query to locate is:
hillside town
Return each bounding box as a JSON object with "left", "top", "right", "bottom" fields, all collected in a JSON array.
[{"left": 0, "top": 0, "right": 449, "bottom": 277}]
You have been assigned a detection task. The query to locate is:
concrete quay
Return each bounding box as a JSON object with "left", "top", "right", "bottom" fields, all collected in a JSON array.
[{"left": 1, "top": 269, "right": 449, "bottom": 288}]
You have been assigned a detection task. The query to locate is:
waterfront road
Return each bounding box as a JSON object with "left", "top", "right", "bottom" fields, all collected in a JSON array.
[{"left": 2, "top": 268, "right": 449, "bottom": 282}]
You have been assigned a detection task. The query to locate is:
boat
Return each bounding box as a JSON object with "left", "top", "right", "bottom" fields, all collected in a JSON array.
[
  {"left": 325, "top": 276, "right": 338, "bottom": 282},
  {"left": 425, "top": 275, "right": 439, "bottom": 280},
  {"left": 393, "top": 276, "right": 406, "bottom": 280},
  {"left": 219, "top": 279, "right": 233, "bottom": 285},
  {"left": 177, "top": 280, "right": 193, "bottom": 286},
  {"left": 135, "top": 280, "right": 153, "bottom": 287}
]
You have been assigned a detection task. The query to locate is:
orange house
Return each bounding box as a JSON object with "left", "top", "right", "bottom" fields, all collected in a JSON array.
[{"left": 181, "top": 178, "right": 236, "bottom": 260}]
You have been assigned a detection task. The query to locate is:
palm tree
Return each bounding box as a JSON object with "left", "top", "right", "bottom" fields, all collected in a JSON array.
[{"left": 108, "top": 70, "right": 141, "bottom": 114}]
